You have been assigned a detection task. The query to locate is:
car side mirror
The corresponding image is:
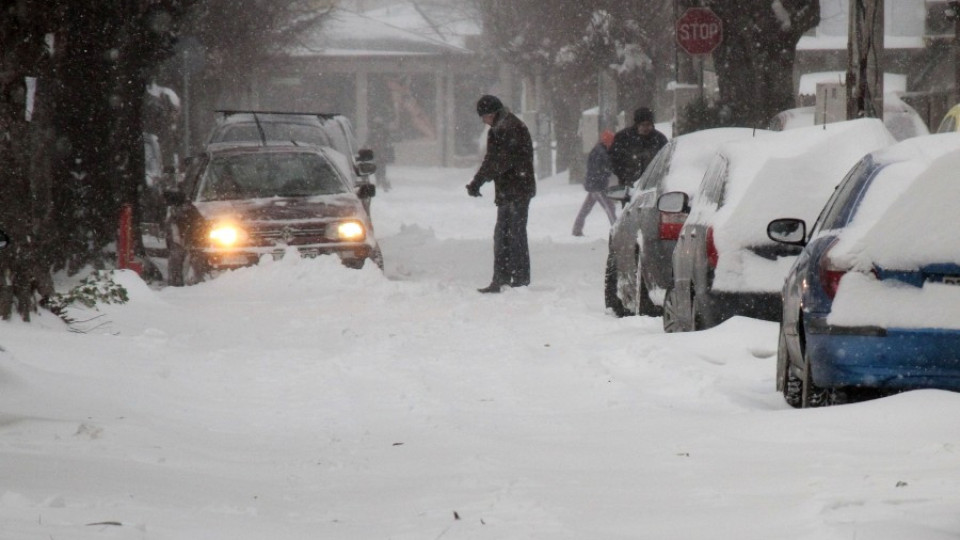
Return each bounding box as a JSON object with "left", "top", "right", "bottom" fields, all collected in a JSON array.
[
  {"left": 357, "top": 148, "right": 375, "bottom": 162},
  {"left": 767, "top": 218, "right": 807, "bottom": 246},
  {"left": 657, "top": 191, "right": 690, "bottom": 213},
  {"left": 356, "top": 183, "right": 376, "bottom": 199},
  {"left": 163, "top": 190, "right": 187, "bottom": 206},
  {"left": 357, "top": 161, "right": 377, "bottom": 177}
]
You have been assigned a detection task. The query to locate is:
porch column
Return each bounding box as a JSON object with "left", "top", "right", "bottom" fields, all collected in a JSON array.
[{"left": 356, "top": 69, "right": 369, "bottom": 145}]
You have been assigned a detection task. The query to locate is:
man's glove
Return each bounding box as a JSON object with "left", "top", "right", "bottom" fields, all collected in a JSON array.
[{"left": 466, "top": 183, "right": 482, "bottom": 197}]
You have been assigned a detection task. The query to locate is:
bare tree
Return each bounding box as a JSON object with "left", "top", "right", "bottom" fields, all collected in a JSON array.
[
  {"left": 0, "top": 0, "right": 328, "bottom": 321},
  {"left": 473, "top": 0, "right": 673, "bottom": 175}
]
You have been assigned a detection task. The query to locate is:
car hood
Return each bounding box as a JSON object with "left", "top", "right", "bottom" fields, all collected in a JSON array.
[{"left": 194, "top": 194, "right": 367, "bottom": 224}]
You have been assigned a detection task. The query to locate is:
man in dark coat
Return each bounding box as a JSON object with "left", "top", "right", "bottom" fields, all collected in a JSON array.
[
  {"left": 466, "top": 95, "right": 536, "bottom": 293},
  {"left": 609, "top": 107, "right": 668, "bottom": 188}
]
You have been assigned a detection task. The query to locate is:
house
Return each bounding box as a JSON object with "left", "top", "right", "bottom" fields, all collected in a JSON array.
[
  {"left": 214, "top": 5, "right": 490, "bottom": 167},
  {"left": 794, "top": 0, "right": 957, "bottom": 127}
]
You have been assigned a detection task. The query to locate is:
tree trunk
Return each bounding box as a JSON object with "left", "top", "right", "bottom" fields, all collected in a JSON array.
[{"left": 708, "top": 0, "right": 820, "bottom": 128}]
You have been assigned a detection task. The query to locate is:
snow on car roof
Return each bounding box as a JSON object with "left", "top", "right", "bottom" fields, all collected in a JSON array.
[
  {"left": 664, "top": 128, "right": 770, "bottom": 195},
  {"left": 714, "top": 118, "right": 894, "bottom": 250},
  {"left": 830, "top": 132, "right": 960, "bottom": 271}
]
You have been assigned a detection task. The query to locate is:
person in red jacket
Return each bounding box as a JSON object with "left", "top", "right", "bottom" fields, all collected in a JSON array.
[
  {"left": 466, "top": 95, "right": 536, "bottom": 293},
  {"left": 572, "top": 130, "right": 617, "bottom": 236}
]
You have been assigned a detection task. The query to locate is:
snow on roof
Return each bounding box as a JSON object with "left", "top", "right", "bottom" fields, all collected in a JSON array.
[
  {"left": 361, "top": 3, "right": 480, "bottom": 49},
  {"left": 714, "top": 118, "right": 895, "bottom": 250},
  {"left": 830, "top": 132, "right": 960, "bottom": 271},
  {"left": 664, "top": 128, "right": 770, "bottom": 195},
  {"left": 290, "top": 8, "right": 471, "bottom": 57}
]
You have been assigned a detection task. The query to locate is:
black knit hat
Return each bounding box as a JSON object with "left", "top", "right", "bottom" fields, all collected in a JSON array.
[
  {"left": 634, "top": 107, "right": 655, "bottom": 124},
  {"left": 476, "top": 95, "right": 504, "bottom": 116}
]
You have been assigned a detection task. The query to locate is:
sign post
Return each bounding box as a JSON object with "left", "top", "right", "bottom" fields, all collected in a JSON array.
[{"left": 674, "top": 7, "right": 723, "bottom": 135}]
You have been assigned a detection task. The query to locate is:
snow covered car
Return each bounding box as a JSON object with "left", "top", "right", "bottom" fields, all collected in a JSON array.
[
  {"left": 163, "top": 142, "right": 382, "bottom": 286},
  {"left": 768, "top": 97, "right": 930, "bottom": 142},
  {"left": 661, "top": 118, "right": 895, "bottom": 332},
  {"left": 768, "top": 132, "right": 960, "bottom": 407},
  {"left": 604, "top": 127, "right": 768, "bottom": 317}
]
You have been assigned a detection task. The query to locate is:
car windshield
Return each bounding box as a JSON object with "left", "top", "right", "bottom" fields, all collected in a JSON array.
[
  {"left": 216, "top": 124, "right": 331, "bottom": 146},
  {"left": 198, "top": 151, "right": 347, "bottom": 201}
]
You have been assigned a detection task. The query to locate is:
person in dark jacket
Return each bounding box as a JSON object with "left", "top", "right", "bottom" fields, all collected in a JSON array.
[
  {"left": 572, "top": 130, "right": 617, "bottom": 236},
  {"left": 609, "top": 107, "right": 668, "bottom": 188},
  {"left": 466, "top": 95, "right": 536, "bottom": 293}
]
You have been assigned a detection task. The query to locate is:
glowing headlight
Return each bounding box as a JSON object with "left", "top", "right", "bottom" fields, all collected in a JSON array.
[
  {"left": 334, "top": 221, "right": 365, "bottom": 241},
  {"left": 209, "top": 224, "right": 245, "bottom": 247}
]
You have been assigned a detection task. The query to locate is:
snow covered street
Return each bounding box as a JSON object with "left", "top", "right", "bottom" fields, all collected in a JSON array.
[{"left": 1, "top": 166, "right": 958, "bottom": 539}]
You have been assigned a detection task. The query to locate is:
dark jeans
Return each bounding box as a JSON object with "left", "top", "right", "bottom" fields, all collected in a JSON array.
[{"left": 492, "top": 199, "right": 531, "bottom": 286}]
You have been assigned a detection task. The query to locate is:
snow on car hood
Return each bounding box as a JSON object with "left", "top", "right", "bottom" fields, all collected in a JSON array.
[{"left": 194, "top": 193, "right": 367, "bottom": 224}]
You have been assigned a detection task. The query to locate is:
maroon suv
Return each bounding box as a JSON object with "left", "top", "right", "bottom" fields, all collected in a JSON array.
[{"left": 164, "top": 142, "right": 381, "bottom": 286}]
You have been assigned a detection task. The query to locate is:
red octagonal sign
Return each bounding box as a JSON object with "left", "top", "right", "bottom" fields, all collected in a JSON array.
[{"left": 676, "top": 7, "right": 723, "bottom": 56}]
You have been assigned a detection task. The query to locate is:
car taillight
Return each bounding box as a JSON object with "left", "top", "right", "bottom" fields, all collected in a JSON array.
[
  {"left": 706, "top": 226, "right": 718, "bottom": 268},
  {"left": 659, "top": 211, "right": 686, "bottom": 240},
  {"left": 818, "top": 241, "right": 846, "bottom": 299}
]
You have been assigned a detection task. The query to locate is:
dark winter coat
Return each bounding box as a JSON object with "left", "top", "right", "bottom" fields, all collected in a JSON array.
[
  {"left": 584, "top": 142, "right": 613, "bottom": 192},
  {"left": 467, "top": 109, "right": 536, "bottom": 205},
  {"left": 609, "top": 125, "right": 668, "bottom": 187}
]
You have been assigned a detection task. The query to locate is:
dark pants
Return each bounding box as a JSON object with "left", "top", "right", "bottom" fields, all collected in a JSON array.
[{"left": 492, "top": 199, "right": 531, "bottom": 286}]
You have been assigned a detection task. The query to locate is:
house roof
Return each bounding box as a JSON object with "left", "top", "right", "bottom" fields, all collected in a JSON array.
[{"left": 290, "top": 8, "right": 472, "bottom": 57}]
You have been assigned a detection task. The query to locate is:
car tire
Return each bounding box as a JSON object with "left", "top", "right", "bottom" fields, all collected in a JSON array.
[
  {"left": 779, "top": 330, "right": 802, "bottom": 408},
  {"left": 635, "top": 268, "right": 663, "bottom": 317},
  {"left": 662, "top": 286, "right": 687, "bottom": 333},
  {"left": 800, "top": 349, "right": 834, "bottom": 408},
  {"left": 604, "top": 252, "right": 629, "bottom": 317}
]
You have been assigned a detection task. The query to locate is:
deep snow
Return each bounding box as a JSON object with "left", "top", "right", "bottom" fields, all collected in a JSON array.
[{"left": 1, "top": 165, "right": 958, "bottom": 540}]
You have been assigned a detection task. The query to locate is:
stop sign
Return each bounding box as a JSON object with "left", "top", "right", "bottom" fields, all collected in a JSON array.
[{"left": 676, "top": 7, "right": 723, "bottom": 56}]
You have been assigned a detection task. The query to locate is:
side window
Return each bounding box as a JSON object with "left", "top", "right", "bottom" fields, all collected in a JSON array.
[
  {"left": 698, "top": 154, "right": 728, "bottom": 206},
  {"left": 641, "top": 141, "right": 674, "bottom": 190},
  {"left": 811, "top": 157, "right": 878, "bottom": 234}
]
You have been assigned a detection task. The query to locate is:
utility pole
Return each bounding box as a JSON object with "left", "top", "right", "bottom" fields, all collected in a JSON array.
[{"left": 847, "top": 0, "right": 884, "bottom": 120}]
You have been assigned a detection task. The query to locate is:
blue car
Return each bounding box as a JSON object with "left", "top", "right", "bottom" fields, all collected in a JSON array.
[{"left": 768, "top": 133, "right": 960, "bottom": 407}]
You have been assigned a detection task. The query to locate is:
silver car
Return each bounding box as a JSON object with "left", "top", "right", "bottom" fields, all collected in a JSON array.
[{"left": 604, "top": 128, "right": 767, "bottom": 317}]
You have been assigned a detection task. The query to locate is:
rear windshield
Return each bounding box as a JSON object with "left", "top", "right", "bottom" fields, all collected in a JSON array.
[{"left": 198, "top": 151, "right": 348, "bottom": 201}]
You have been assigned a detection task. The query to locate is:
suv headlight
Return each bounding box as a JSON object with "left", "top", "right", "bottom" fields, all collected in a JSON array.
[
  {"left": 209, "top": 223, "right": 248, "bottom": 247},
  {"left": 329, "top": 220, "right": 365, "bottom": 241}
]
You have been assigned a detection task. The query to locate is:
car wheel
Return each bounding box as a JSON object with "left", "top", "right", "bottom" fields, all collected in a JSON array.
[
  {"left": 661, "top": 286, "right": 686, "bottom": 333},
  {"left": 779, "top": 330, "right": 801, "bottom": 408},
  {"left": 800, "top": 349, "right": 835, "bottom": 408},
  {"left": 635, "top": 269, "right": 663, "bottom": 317},
  {"left": 604, "top": 252, "right": 629, "bottom": 317},
  {"left": 691, "top": 291, "right": 715, "bottom": 331},
  {"left": 181, "top": 251, "right": 209, "bottom": 286},
  {"left": 370, "top": 247, "right": 384, "bottom": 270}
]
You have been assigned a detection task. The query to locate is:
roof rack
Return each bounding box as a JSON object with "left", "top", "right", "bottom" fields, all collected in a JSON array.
[{"left": 215, "top": 109, "right": 340, "bottom": 119}]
